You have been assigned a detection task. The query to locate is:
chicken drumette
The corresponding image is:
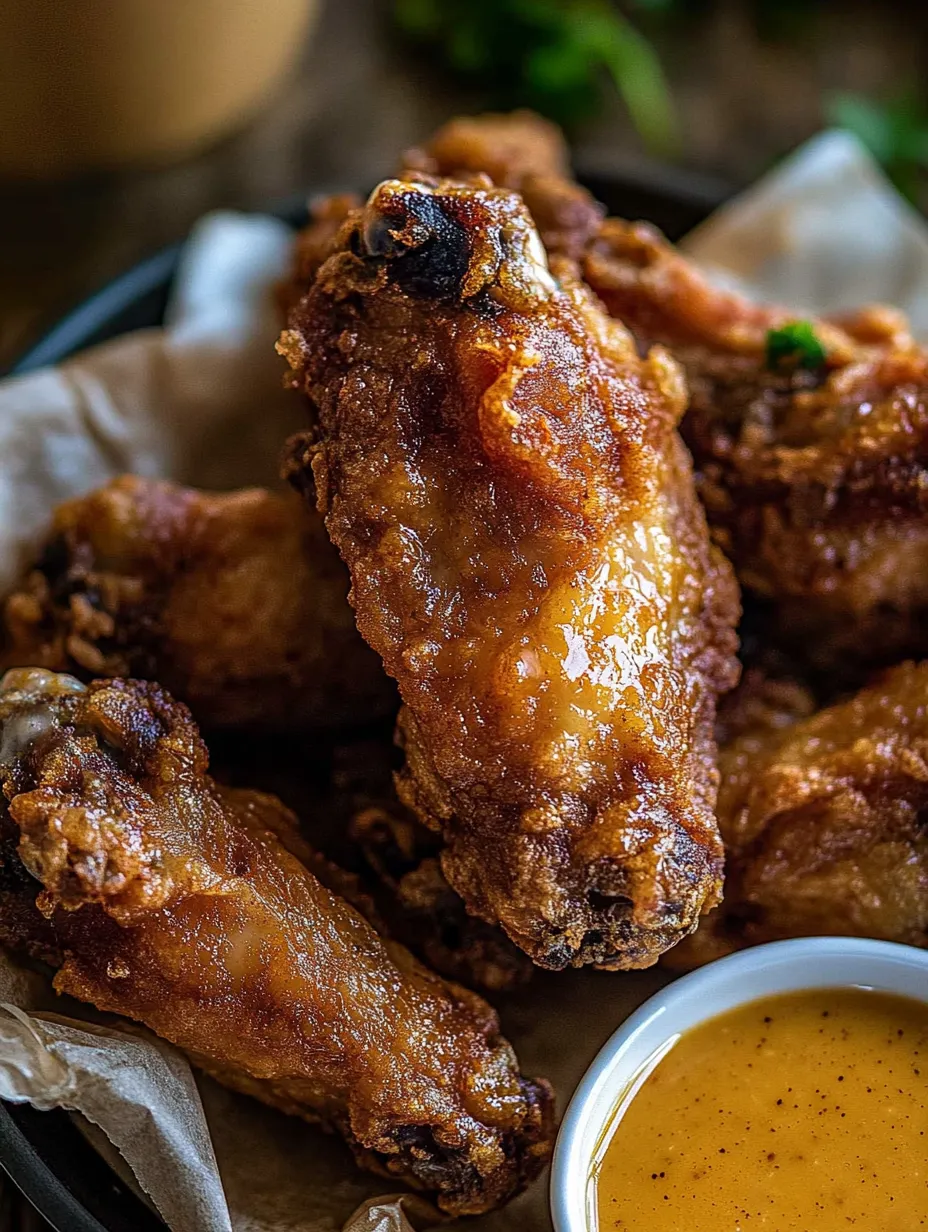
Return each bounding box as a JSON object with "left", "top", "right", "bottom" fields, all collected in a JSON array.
[
  {"left": 1, "top": 476, "right": 394, "bottom": 731},
  {"left": 280, "top": 176, "right": 739, "bottom": 970},
  {"left": 0, "top": 668, "right": 553, "bottom": 1216},
  {"left": 383, "top": 111, "right": 928, "bottom": 675}
]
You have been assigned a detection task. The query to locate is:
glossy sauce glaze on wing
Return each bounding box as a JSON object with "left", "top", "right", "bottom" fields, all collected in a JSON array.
[
  {"left": 669, "top": 660, "right": 928, "bottom": 969},
  {"left": 0, "top": 669, "right": 553, "bottom": 1216},
  {"left": 280, "top": 178, "right": 739, "bottom": 970}
]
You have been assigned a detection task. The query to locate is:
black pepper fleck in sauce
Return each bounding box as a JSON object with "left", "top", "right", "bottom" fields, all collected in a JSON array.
[{"left": 591, "top": 989, "right": 928, "bottom": 1230}]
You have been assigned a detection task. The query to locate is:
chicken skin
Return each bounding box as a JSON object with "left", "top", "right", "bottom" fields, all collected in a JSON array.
[
  {"left": 0, "top": 668, "right": 553, "bottom": 1216},
  {"left": 285, "top": 193, "right": 361, "bottom": 313},
  {"left": 286, "top": 109, "right": 603, "bottom": 309},
  {"left": 403, "top": 110, "right": 604, "bottom": 261},
  {"left": 582, "top": 221, "right": 928, "bottom": 672},
  {"left": 1, "top": 476, "right": 394, "bottom": 731},
  {"left": 351, "top": 803, "right": 534, "bottom": 992},
  {"left": 669, "top": 661, "right": 928, "bottom": 968},
  {"left": 280, "top": 177, "right": 739, "bottom": 970}
]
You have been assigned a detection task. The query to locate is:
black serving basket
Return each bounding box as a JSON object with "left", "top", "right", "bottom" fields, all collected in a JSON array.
[{"left": 0, "top": 164, "right": 726, "bottom": 1231}]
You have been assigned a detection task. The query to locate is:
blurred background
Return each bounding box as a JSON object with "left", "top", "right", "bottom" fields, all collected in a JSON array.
[{"left": 1, "top": 0, "right": 928, "bottom": 364}]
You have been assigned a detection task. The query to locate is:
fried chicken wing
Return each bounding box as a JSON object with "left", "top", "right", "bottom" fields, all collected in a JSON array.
[
  {"left": 395, "top": 112, "right": 928, "bottom": 672},
  {"left": 1, "top": 476, "right": 394, "bottom": 731},
  {"left": 0, "top": 668, "right": 553, "bottom": 1216},
  {"left": 669, "top": 661, "right": 928, "bottom": 968},
  {"left": 280, "top": 177, "right": 739, "bottom": 970},
  {"left": 582, "top": 221, "right": 928, "bottom": 671}
]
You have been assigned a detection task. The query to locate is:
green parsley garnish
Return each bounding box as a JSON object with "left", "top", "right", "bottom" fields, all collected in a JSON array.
[{"left": 765, "top": 321, "right": 827, "bottom": 372}]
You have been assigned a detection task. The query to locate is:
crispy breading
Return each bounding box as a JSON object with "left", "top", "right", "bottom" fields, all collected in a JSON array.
[
  {"left": 668, "top": 661, "right": 928, "bottom": 969},
  {"left": 1, "top": 476, "right": 394, "bottom": 731},
  {"left": 0, "top": 669, "right": 553, "bottom": 1216},
  {"left": 403, "top": 110, "right": 604, "bottom": 259},
  {"left": 283, "top": 193, "right": 361, "bottom": 312},
  {"left": 583, "top": 220, "right": 928, "bottom": 672},
  {"left": 280, "top": 177, "right": 739, "bottom": 970},
  {"left": 351, "top": 804, "right": 534, "bottom": 992}
]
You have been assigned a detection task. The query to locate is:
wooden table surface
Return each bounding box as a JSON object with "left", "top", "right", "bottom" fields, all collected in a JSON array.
[{"left": 0, "top": 0, "right": 925, "bottom": 1226}]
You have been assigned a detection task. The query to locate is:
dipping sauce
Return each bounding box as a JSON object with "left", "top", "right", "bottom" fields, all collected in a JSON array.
[{"left": 593, "top": 989, "right": 928, "bottom": 1230}]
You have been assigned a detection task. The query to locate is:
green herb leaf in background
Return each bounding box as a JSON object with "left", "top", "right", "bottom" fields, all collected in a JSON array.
[
  {"left": 392, "top": 0, "right": 679, "bottom": 154},
  {"left": 827, "top": 91, "right": 928, "bottom": 204},
  {"left": 765, "top": 321, "right": 827, "bottom": 372}
]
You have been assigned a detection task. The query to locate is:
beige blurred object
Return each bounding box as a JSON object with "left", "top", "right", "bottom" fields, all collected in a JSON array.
[{"left": 0, "top": 0, "right": 319, "bottom": 177}]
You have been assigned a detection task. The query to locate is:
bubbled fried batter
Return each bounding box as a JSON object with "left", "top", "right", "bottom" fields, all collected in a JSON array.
[
  {"left": 283, "top": 193, "right": 362, "bottom": 312},
  {"left": 1, "top": 476, "right": 394, "bottom": 731},
  {"left": 351, "top": 803, "right": 534, "bottom": 992},
  {"left": 583, "top": 220, "right": 928, "bottom": 672},
  {"left": 404, "top": 110, "right": 604, "bottom": 260},
  {"left": 669, "top": 661, "right": 928, "bottom": 969},
  {"left": 280, "top": 177, "right": 739, "bottom": 970},
  {"left": 0, "top": 669, "right": 553, "bottom": 1216},
  {"left": 283, "top": 111, "right": 604, "bottom": 313}
]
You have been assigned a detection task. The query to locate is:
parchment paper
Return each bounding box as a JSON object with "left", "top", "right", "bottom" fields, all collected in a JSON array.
[{"left": 0, "top": 130, "right": 924, "bottom": 1232}]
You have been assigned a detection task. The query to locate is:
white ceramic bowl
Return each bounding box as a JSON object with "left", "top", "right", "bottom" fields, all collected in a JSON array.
[{"left": 550, "top": 937, "right": 928, "bottom": 1232}]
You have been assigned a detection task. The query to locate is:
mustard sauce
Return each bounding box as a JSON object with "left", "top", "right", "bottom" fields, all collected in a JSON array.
[{"left": 592, "top": 989, "right": 928, "bottom": 1230}]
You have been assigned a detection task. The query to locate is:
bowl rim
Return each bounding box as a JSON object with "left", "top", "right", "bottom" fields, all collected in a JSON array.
[{"left": 550, "top": 935, "right": 928, "bottom": 1232}]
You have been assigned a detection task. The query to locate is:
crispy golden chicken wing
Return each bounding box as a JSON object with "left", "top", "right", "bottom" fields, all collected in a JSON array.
[
  {"left": 669, "top": 661, "right": 928, "bottom": 969},
  {"left": 1, "top": 476, "right": 394, "bottom": 731},
  {"left": 0, "top": 668, "right": 553, "bottom": 1216},
  {"left": 280, "top": 177, "right": 739, "bottom": 970},
  {"left": 582, "top": 220, "right": 928, "bottom": 671}
]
